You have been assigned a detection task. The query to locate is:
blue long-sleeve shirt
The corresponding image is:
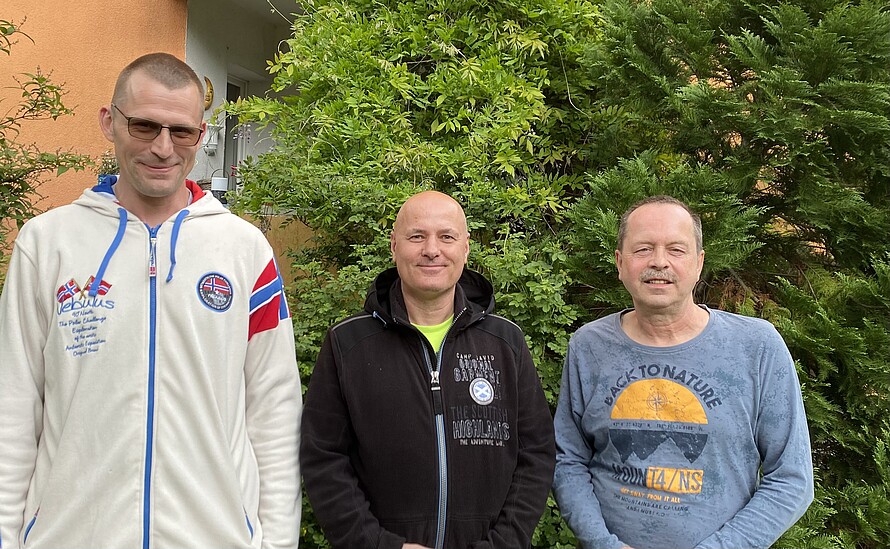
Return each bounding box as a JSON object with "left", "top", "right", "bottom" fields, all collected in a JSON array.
[{"left": 553, "top": 307, "right": 814, "bottom": 549}]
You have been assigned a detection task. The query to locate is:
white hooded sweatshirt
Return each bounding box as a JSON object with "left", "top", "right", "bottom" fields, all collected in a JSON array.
[{"left": 0, "top": 179, "right": 301, "bottom": 549}]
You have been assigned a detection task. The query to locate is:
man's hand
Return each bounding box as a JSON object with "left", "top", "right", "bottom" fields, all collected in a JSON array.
[{"left": 402, "top": 544, "right": 433, "bottom": 549}]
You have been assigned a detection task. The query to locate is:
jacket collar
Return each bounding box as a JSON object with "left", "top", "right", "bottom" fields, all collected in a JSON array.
[{"left": 364, "top": 267, "right": 494, "bottom": 331}]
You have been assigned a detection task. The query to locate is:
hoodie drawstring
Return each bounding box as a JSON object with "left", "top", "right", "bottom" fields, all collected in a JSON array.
[
  {"left": 371, "top": 310, "right": 388, "bottom": 328},
  {"left": 166, "top": 209, "right": 189, "bottom": 283},
  {"left": 90, "top": 207, "right": 128, "bottom": 297}
]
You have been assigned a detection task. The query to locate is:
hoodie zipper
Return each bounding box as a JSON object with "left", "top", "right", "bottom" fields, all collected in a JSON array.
[
  {"left": 416, "top": 307, "right": 466, "bottom": 549},
  {"left": 143, "top": 227, "right": 159, "bottom": 549}
]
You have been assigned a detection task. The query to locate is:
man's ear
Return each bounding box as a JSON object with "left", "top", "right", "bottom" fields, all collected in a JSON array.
[
  {"left": 615, "top": 249, "right": 625, "bottom": 281},
  {"left": 99, "top": 106, "right": 115, "bottom": 142},
  {"left": 390, "top": 233, "right": 397, "bottom": 263}
]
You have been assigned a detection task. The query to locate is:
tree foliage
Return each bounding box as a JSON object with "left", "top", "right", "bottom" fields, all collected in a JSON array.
[
  {"left": 230, "top": 0, "right": 605, "bottom": 407},
  {"left": 569, "top": 1, "right": 890, "bottom": 547},
  {"left": 0, "top": 19, "right": 90, "bottom": 284},
  {"left": 229, "top": 0, "right": 600, "bottom": 544},
  {"left": 230, "top": 0, "right": 889, "bottom": 546}
]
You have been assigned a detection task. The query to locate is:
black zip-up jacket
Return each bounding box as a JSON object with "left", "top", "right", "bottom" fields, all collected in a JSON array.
[{"left": 301, "top": 267, "right": 556, "bottom": 549}]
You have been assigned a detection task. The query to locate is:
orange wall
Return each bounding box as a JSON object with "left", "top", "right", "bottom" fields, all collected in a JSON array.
[{"left": 2, "top": 0, "right": 188, "bottom": 210}]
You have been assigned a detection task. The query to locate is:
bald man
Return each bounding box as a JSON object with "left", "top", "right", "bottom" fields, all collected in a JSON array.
[{"left": 301, "top": 191, "right": 555, "bottom": 549}]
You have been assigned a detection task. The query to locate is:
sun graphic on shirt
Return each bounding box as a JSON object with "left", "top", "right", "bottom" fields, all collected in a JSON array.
[
  {"left": 613, "top": 379, "right": 707, "bottom": 423},
  {"left": 609, "top": 378, "right": 710, "bottom": 463}
]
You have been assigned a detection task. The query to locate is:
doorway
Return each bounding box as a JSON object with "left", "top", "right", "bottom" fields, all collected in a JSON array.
[{"left": 223, "top": 77, "right": 249, "bottom": 191}]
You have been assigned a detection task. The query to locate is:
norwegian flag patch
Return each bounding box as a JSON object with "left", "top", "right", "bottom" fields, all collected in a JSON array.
[
  {"left": 84, "top": 275, "right": 113, "bottom": 296},
  {"left": 197, "top": 272, "right": 234, "bottom": 312},
  {"left": 56, "top": 278, "right": 81, "bottom": 303}
]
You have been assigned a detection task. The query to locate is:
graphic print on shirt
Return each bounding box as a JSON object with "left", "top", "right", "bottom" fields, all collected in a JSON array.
[
  {"left": 197, "top": 272, "right": 234, "bottom": 312},
  {"left": 450, "top": 352, "right": 510, "bottom": 446},
  {"left": 55, "top": 275, "right": 116, "bottom": 358},
  {"left": 606, "top": 363, "right": 724, "bottom": 515}
]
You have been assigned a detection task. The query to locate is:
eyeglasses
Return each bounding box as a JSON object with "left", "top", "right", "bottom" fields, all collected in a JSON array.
[{"left": 111, "top": 103, "right": 204, "bottom": 146}]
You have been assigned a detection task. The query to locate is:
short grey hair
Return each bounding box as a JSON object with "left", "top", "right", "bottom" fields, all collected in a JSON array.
[{"left": 617, "top": 195, "right": 703, "bottom": 253}]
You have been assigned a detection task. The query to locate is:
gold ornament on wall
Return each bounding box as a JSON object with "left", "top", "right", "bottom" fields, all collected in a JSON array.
[{"left": 203, "top": 76, "right": 214, "bottom": 110}]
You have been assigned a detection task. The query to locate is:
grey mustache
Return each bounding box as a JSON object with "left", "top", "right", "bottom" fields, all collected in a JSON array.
[{"left": 639, "top": 270, "right": 677, "bottom": 283}]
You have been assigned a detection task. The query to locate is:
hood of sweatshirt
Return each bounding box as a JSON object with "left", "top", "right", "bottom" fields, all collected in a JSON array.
[
  {"left": 363, "top": 266, "right": 495, "bottom": 332},
  {"left": 72, "top": 176, "right": 230, "bottom": 295}
]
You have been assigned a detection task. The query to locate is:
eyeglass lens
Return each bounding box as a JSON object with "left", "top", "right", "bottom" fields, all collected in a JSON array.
[
  {"left": 128, "top": 118, "right": 202, "bottom": 145},
  {"left": 113, "top": 104, "right": 203, "bottom": 145}
]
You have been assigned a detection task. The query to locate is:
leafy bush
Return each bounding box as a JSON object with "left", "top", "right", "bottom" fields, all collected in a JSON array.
[
  {"left": 568, "top": 1, "right": 890, "bottom": 546},
  {"left": 231, "top": 0, "right": 890, "bottom": 546}
]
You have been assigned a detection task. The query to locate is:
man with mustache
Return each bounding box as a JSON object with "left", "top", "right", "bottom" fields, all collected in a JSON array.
[
  {"left": 300, "top": 191, "right": 555, "bottom": 549},
  {"left": 553, "top": 195, "right": 814, "bottom": 549},
  {"left": 0, "top": 53, "right": 301, "bottom": 549}
]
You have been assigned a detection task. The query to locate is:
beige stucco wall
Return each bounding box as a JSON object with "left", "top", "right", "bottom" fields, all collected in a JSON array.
[{"left": 2, "top": 0, "right": 188, "bottom": 210}]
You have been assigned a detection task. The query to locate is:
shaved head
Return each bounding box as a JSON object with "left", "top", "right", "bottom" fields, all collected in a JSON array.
[
  {"left": 112, "top": 52, "right": 204, "bottom": 107},
  {"left": 390, "top": 191, "right": 470, "bottom": 318},
  {"left": 393, "top": 191, "right": 468, "bottom": 236}
]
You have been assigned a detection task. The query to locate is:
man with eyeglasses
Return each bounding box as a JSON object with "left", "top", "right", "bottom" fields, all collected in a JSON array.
[{"left": 0, "top": 53, "right": 301, "bottom": 549}]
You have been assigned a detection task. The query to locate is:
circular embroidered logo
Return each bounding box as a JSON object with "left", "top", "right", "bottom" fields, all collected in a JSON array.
[
  {"left": 197, "top": 273, "right": 233, "bottom": 312},
  {"left": 470, "top": 378, "right": 494, "bottom": 406}
]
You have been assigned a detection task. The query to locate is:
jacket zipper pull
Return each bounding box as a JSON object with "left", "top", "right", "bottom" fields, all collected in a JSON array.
[
  {"left": 149, "top": 236, "right": 158, "bottom": 278},
  {"left": 430, "top": 369, "right": 444, "bottom": 416}
]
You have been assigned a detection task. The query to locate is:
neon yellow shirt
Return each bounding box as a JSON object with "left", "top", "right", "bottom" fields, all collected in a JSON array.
[{"left": 413, "top": 315, "right": 454, "bottom": 353}]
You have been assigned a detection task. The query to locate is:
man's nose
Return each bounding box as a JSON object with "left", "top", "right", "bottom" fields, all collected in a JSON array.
[
  {"left": 150, "top": 127, "right": 176, "bottom": 157},
  {"left": 649, "top": 247, "right": 669, "bottom": 268},
  {"left": 422, "top": 239, "right": 440, "bottom": 257}
]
